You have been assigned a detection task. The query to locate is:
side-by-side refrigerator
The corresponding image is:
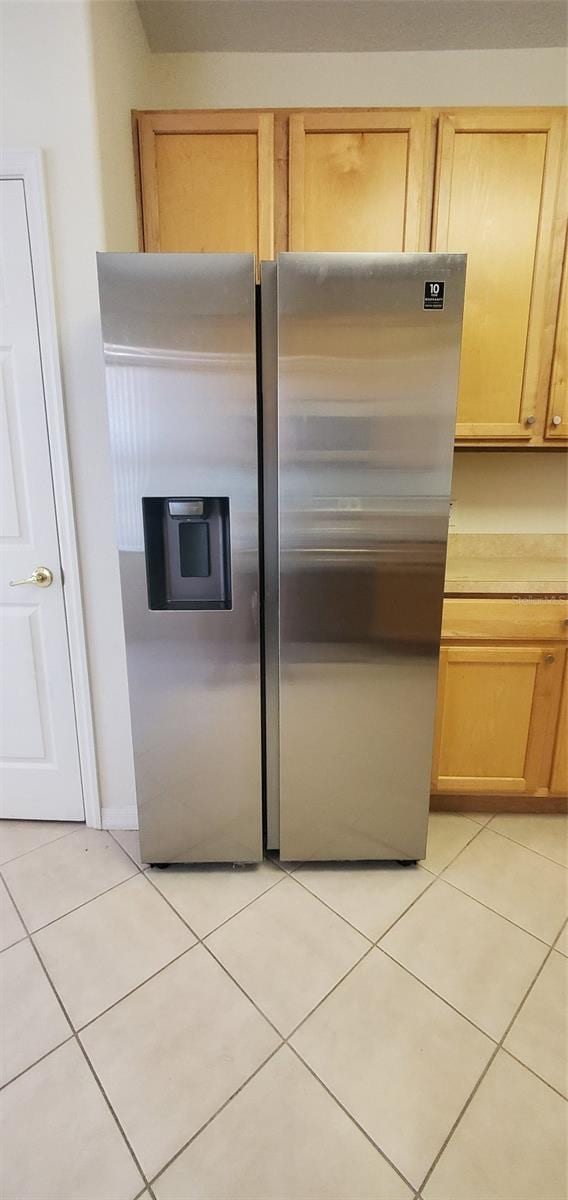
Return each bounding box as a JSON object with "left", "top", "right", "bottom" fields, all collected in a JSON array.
[{"left": 97, "top": 251, "right": 465, "bottom": 865}]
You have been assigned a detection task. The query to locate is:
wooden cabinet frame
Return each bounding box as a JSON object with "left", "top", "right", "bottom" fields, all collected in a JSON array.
[
  {"left": 432, "top": 644, "right": 564, "bottom": 794},
  {"left": 432, "top": 108, "right": 566, "bottom": 443},
  {"left": 136, "top": 110, "right": 274, "bottom": 261},
  {"left": 288, "top": 109, "right": 431, "bottom": 252},
  {"left": 432, "top": 599, "right": 568, "bottom": 812}
]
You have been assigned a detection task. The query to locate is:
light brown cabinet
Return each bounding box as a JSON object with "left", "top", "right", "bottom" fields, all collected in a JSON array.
[
  {"left": 133, "top": 106, "right": 567, "bottom": 445},
  {"left": 546, "top": 235, "right": 568, "bottom": 440},
  {"left": 136, "top": 110, "right": 274, "bottom": 263},
  {"left": 287, "top": 109, "right": 429, "bottom": 253},
  {"left": 432, "top": 600, "right": 568, "bottom": 807},
  {"left": 549, "top": 654, "right": 568, "bottom": 795},
  {"left": 432, "top": 109, "right": 565, "bottom": 443}
]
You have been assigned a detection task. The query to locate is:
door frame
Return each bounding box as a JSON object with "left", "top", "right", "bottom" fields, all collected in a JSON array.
[{"left": 0, "top": 148, "right": 100, "bottom": 827}]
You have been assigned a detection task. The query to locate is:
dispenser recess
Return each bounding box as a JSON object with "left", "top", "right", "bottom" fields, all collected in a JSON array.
[{"left": 142, "top": 496, "right": 231, "bottom": 610}]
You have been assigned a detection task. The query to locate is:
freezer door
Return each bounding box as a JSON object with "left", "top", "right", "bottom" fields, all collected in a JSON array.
[
  {"left": 97, "top": 253, "right": 262, "bottom": 863},
  {"left": 276, "top": 252, "right": 466, "bottom": 860}
]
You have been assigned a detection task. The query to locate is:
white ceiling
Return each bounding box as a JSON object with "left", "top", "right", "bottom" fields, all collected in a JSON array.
[{"left": 137, "top": 0, "right": 568, "bottom": 54}]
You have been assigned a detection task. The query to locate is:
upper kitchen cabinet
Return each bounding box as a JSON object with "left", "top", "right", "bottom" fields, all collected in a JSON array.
[
  {"left": 546, "top": 235, "right": 568, "bottom": 440},
  {"left": 432, "top": 109, "right": 566, "bottom": 442},
  {"left": 288, "top": 110, "right": 430, "bottom": 252},
  {"left": 135, "top": 110, "right": 274, "bottom": 261}
]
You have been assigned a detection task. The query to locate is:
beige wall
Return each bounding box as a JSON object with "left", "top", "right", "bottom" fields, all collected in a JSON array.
[
  {"left": 451, "top": 454, "right": 568, "bottom": 533},
  {"left": 90, "top": 0, "right": 152, "bottom": 251},
  {"left": 149, "top": 47, "right": 567, "bottom": 108}
]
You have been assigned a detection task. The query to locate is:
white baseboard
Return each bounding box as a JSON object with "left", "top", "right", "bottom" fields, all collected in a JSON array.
[{"left": 101, "top": 806, "right": 139, "bottom": 830}]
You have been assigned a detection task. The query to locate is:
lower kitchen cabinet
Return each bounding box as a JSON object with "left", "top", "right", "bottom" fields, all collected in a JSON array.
[
  {"left": 432, "top": 599, "right": 568, "bottom": 806},
  {"left": 550, "top": 654, "right": 568, "bottom": 795}
]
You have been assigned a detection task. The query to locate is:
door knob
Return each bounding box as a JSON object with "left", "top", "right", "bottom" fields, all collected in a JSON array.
[{"left": 9, "top": 567, "right": 54, "bottom": 588}]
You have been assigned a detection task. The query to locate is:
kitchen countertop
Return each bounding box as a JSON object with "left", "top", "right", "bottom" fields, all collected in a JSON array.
[{"left": 444, "top": 534, "right": 568, "bottom": 596}]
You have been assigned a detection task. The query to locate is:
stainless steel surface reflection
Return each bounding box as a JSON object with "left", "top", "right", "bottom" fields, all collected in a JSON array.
[
  {"left": 276, "top": 253, "right": 466, "bottom": 860},
  {"left": 97, "top": 254, "right": 262, "bottom": 863}
]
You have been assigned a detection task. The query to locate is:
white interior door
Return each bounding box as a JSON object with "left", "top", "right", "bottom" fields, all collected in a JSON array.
[{"left": 0, "top": 178, "right": 83, "bottom": 819}]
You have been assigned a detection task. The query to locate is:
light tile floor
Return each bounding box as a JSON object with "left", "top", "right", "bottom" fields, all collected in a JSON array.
[{"left": 0, "top": 812, "right": 566, "bottom": 1200}]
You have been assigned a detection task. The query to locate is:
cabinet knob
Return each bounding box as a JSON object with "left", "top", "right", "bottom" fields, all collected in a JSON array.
[
  {"left": 545, "top": 653, "right": 556, "bottom": 664},
  {"left": 551, "top": 415, "right": 562, "bottom": 427},
  {"left": 524, "top": 415, "right": 536, "bottom": 427}
]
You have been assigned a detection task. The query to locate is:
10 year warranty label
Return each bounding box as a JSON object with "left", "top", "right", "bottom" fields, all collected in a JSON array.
[{"left": 424, "top": 281, "right": 445, "bottom": 310}]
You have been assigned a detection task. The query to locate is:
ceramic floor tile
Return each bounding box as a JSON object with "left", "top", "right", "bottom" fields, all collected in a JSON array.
[
  {"left": 154, "top": 1046, "right": 412, "bottom": 1200},
  {"left": 421, "top": 814, "right": 481, "bottom": 874},
  {"left": 423, "top": 1051, "right": 568, "bottom": 1200},
  {"left": 1, "top": 827, "right": 137, "bottom": 932},
  {"left": 380, "top": 878, "right": 548, "bottom": 1038},
  {"left": 0, "top": 877, "right": 25, "bottom": 951},
  {"left": 442, "top": 828, "right": 568, "bottom": 943},
  {"left": 0, "top": 939, "right": 71, "bottom": 1085},
  {"left": 34, "top": 874, "right": 195, "bottom": 1028},
  {"left": 555, "top": 922, "right": 568, "bottom": 956},
  {"left": 504, "top": 951, "right": 568, "bottom": 1096},
  {"left": 206, "top": 876, "right": 369, "bottom": 1035},
  {"left": 146, "top": 859, "right": 284, "bottom": 938},
  {"left": 293, "top": 861, "right": 433, "bottom": 940},
  {"left": 0, "top": 1038, "right": 142, "bottom": 1200},
  {"left": 488, "top": 813, "right": 568, "bottom": 867},
  {"left": 291, "top": 948, "right": 492, "bottom": 1188},
  {"left": 0, "top": 820, "right": 78, "bottom": 865},
  {"left": 80, "top": 944, "right": 279, "bottom": 1179},
  {"left": 110, "top": 828, "right": 146, "bottom": 869},
  {"left": 463, "top": 812, "right": 494, "bottom": 826}
]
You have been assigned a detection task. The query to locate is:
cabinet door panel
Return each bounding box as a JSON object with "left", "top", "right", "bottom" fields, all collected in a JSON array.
[
  {"left": 289, "top": 110, "right": 429, "bottom": 252},
  {"left": 546, "top": 235, "right": 568, "bottom": 440},
  {"left": 550, "top": 653, "right": 567, "bottom": 795},
  {"left": 433, "top": 110, "right": 565, "bottom": 440},
  {"left": 138, "top": 111, "right": 274, "bottom": 261},
  {"left": 432, "top": 645, "right": 561, "bottom": 793}
]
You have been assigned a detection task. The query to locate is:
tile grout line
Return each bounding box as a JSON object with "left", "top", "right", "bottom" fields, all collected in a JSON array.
[
  {"left": 148, "top": 1042, "right": 284, "bottom": 1190},
  {"left": 480, "top": 819, "right": 568, "bottom": 870},
  {"left": 73, "top": 940, "right": 202, "bottom": 1036},
  {"left": 0, "top": 873, "right": 150, "bottom": 1196},
  {"left": 0, "top": 824, "right": 85, "bottom": 869},
  {"left": 287, "top": 1042, "right": 418, "bottom": 1197},
  {"left": 144, "top": 864, "right": 288, "bottom": 941},
  {"left": 375, "top": 943, "right": 501, "bottom": 1046},
  {"left": 416, "top": 922, "right": 565, "bottom": 1195},
  {"left": 435, "top": 870, "right": 565, "bottom": 948},
  {"left": 0, "top": 860, "right": 139, "bottom": 938},
  {"left": 5, "top": 820, "right": 564, "bottom": 1195},
  {"left": 500, "top": 1044, "right": 568, "bottom": 1103}
]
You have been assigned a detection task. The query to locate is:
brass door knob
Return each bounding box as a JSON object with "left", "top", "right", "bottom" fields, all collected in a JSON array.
[{"left": 9, "top": 566, "right": 53, "bottom": 588}]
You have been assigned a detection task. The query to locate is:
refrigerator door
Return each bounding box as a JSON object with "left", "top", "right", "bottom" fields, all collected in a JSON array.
[
  {"left": 97, "top": 253, "right": 262, "bottom": 863},
  {"left": 276, "top": 252, "right": 466, "bottom": 861}
]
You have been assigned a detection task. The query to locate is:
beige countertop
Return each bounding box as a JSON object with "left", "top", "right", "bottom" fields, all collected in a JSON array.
[{"left": 444, "top": 534, "right": 568, "bottom": 596}]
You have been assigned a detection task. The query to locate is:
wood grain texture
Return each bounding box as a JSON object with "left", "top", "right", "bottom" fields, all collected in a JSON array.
[
  {"left": 546, "top": 233, "right": 568, "bottom": 439},
  {"left": 432, "top": 645, "right": 562, "bottom": 794},
  {"left": 136, "top": 110, "right": 274, "bottom": 263},
  {"left": 549, "top": 650, "right": 568, "bottom": 794},
  {"left": 432, "top": 108, "right": 566, "bottom": 442},
  {"left": 441, "top": 598, "right": 568, "bottom": 642},
  {"left": 289, "top": 109, "right": 428, "bottom": 253}
]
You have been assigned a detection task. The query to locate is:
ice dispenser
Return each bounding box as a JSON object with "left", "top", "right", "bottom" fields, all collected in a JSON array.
[{"left": 142, "top": 497, "right": 231, "bottom": 610}]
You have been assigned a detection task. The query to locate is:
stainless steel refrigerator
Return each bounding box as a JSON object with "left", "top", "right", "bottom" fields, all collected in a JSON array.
[{"left": 97, "top": 251, "right": 465, "bottom": 865}]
